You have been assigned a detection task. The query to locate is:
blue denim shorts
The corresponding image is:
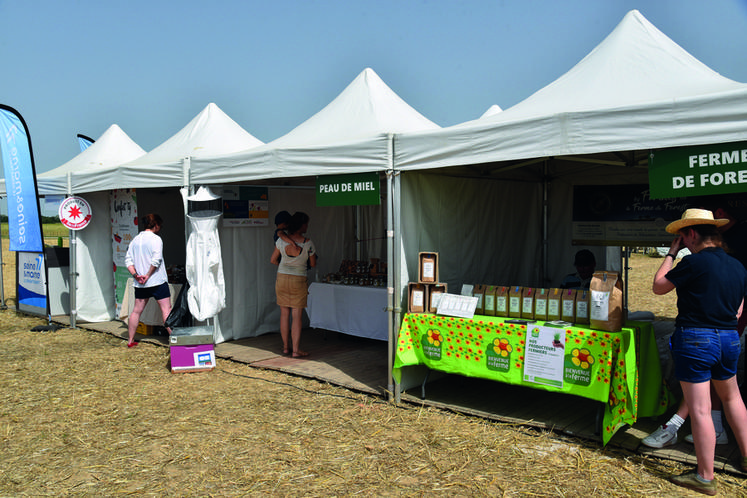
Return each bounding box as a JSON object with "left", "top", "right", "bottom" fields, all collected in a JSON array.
[{"left": 671, "top": 327, "right": 741, "bottom": 383}]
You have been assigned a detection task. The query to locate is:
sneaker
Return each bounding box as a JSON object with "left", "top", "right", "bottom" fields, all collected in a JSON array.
[
  {"left": 669, "top": 471, "right": 717, "bottom": 496},
  {"left": 642, "top": 425, "right": 678, "bottom": 448},
  {"left": 684, "top": 431, "right": 729, "bottom": 445}
]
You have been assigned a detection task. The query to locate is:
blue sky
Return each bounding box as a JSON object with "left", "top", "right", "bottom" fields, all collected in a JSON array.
[{"left": 2, "top": 0, "right": 747, "bottom": 174}]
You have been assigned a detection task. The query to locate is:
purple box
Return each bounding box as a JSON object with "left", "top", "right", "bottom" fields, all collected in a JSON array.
[{"left": 170, "top": 344, "right": 215, "bottom": 372}]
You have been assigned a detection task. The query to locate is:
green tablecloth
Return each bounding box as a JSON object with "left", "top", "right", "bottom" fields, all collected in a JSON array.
[{"left": 393, "top": 314, "right": 673, "bottom": 445}]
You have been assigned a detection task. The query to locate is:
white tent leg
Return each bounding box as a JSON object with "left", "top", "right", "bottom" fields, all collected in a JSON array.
[
  {"left": 67, "top": 173, "right": 77, "bottom": 329},
  {"left": 386, "top": 170, "right": 395, "bottom": 401},
  {"left": 392, "top": 169, "right": 402, "bottom": 403}
]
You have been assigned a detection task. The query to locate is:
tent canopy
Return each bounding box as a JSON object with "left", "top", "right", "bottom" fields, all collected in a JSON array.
[
  {"left": 395, "top": 9, "right": 747, "bottom": 309},
  {"left": 270, "top": 67, "right": 439, "bottom": 147},
  {"left": 116, "top": 102, "right": 264, "bottom": 190},
  {"left": 34, "top": 124, "right": 145, "bottom": 195},
  {"left": 191, "top": 68, "right": 440, "bottom": 185},
  {"left": 479, "top": 105, "right": 502, "bottom": 119},
  {"left": 394, "top": 9, "right": 747, "bottom": 172}
]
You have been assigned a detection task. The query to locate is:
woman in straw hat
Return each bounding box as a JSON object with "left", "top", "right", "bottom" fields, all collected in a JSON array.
[{"left": 654, "top": 208, "right": 747, "bottom": 495}]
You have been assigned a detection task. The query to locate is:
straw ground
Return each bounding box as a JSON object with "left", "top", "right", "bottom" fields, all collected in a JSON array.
[{"left": 2, "top": 250, "right": 747, "bottom": 495}]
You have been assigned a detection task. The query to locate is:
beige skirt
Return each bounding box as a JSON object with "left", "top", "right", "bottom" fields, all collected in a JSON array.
[{"left": 276, "top": 273, "right": 308, "bottom": 308}]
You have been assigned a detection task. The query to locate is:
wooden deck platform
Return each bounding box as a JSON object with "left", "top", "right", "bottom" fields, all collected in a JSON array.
[{"left": 52, "top": 315, "right": 747, "bottom": 476}]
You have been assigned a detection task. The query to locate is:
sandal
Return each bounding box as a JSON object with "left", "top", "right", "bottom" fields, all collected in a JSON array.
[
  {"left": 127, "top": 341, "right": 138, "bottom": 348},
  {"left": 282, "top": 348, "right": 290, "bottom": 355}
]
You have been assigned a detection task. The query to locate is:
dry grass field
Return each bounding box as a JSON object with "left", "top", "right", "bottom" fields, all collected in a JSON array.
[{"left": 2, "top": 247, "right": 746, "bottom": 496}]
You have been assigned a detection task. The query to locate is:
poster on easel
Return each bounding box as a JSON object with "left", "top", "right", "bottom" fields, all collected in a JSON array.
[{"left": 111, "top": 189, "right": 138, "bottom": 316}]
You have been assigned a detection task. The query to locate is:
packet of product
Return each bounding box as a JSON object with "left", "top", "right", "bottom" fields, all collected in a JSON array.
[
  {"left": 484, "top": 285, "right": 496, "bottom": 316},
  {"left": 473, "top": 284, "right": 486, "bottom": 315},
  {"left": 521, "top": 287, "right": 535, "bottom": 319},
  {"left": 534, "top": 288, "right": 548, "bottom": 321},
  {"left": 508, "top": 286, "right": 523, "bottom": 318},
  {"left": 575, "top": 289, "right": 590, "bottom": 325},
  {"left": 547, "top": 288, "right": 562, "bottom": 321},
  {"left": 561, "top": 288, "right": 577, "bottom": 323},
  {"left": 590, "top": 271, "right": 625, "bottom": 332},
  {"left": 495, "top": 286, "right": 509, "bottom": 317},
  {"left": 408, "top": 283, "right": 426, "bottom": 313}
]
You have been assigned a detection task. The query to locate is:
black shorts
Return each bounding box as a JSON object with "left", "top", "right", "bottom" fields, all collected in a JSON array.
[{"left": 134, "top": 282, "right": 171, "bottom": 301}]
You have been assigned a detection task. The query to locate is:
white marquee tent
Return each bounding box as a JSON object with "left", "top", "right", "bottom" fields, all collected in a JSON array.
[
  {"left": 38, "top": 104, "right": 264, "bottom": 325},
  {"left": 386, "top": 9, "right": 747, "bottom": 393},
  {"left": 33, "top": 125, "right": 146, "bottom": 322},
  {"left": 392, "top": 9, "right": 747, "bottom": 304},
  {"left": 189, "top": 68, "right": 440, "bottom": 343},
  {"left": 36, "top": 124, "right": 146, "bottom": 195}
]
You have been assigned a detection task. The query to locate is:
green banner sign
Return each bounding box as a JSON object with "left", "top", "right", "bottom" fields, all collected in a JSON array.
[
  {"left": 316, "top": 173, "right": 380, "bottom": 206},
  {"left": 649, "top": 141, "right": 747, "bottom": 199}
]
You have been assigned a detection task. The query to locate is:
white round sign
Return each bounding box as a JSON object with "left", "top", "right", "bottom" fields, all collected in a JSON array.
[{"left": 58, "top": 196, "right": 92, "bottom": 230}]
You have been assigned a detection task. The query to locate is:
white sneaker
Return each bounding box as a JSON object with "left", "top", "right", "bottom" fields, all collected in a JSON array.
[
  {"left": 642, "top": 425, "right": 678, "bottom": 448},
  {"left": 684, "top": 431, "right": 729, "bottom": 445}
]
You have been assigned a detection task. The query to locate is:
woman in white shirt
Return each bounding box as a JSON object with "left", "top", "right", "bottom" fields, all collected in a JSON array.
[
  {"left": 124, "top": 213, "right": 171, "bottom": 347},
  {"left": 271, "top": 212, "right": 317, "bottom": 357}
]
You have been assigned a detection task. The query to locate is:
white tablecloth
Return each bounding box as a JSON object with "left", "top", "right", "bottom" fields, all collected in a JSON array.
[
  {"left": 120, "top": 278, "right": 182, "bottom": 326},
  {"left": 307, "top": 282, "right": 388, "bottom": 341}
]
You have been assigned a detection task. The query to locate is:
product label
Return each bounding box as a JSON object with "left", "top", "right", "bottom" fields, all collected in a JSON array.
[
  {"left": 509, "top": 296, "right": 521, "bottom": 314},
  {"left": 535, "top": 299, "right": 547, "bottom": 316},
  {"left": 576, "top": 301, "right": 588, "bottom": 319},
  {"left": 422, "top": 261, "right": 435, "bottom": 280},
  {"left": 548, "top": 300, "right": 560, "bottom": 317},
  {"left": 590, "top": 290, "right": 610, "bottom": 320},
  {"left": 412, "top": 290, "right": 424, "bottom": 307},
  {"left": 496, "top": 296, "right": 507, "bottom": 314}
]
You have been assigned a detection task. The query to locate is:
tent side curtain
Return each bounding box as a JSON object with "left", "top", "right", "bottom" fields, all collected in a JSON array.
[
  {"left": 398, "top": 171, "right": 613, "bottom": 300},
  {"left": 393, "top": 88, "right": 747, "bottom": 173},
  {"left": 75, "top": 192, "right": 117, "bottom": 322},
  {"left": 399, "top": 172, "right": 545, "bottom": 293}
]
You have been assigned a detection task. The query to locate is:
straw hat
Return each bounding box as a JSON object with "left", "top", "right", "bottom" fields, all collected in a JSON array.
[{"left": 665, "top": 208, "right": 729, "bottom": 234}]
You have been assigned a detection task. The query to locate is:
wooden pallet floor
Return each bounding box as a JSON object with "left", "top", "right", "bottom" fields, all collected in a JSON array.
[{"left": 50, "top": 315, "right": 747, "bottom": 476}]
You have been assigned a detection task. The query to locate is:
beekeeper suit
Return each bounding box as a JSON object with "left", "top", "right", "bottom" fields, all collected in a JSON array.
[{"left": 185, "top": 187, "right": 225, "bottom": 320}]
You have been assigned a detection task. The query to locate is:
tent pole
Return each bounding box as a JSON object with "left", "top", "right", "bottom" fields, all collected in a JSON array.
[
  {"left": 392, "top": 170, "right": 403, "bottom": 402},
  {"left": 355, "top": 205, "right": 361, "bottom": 261},
  {"left": 386, "top": 133, "right": 399, "bottom": 402},
  {"left": 67, "top": 172, "right": 77, "bottom": 329},
  {"left": 386, "top": 170, "right": 395, "bottom": 401},
  {"left": 182, "top": 156, "right": 193, "bottom": 330},
  {"left": 542, "top": 159, "right": 549, "bottom": 285},
  {"left": 623, "top": 246, "right": 630, "bottom": 315}
]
